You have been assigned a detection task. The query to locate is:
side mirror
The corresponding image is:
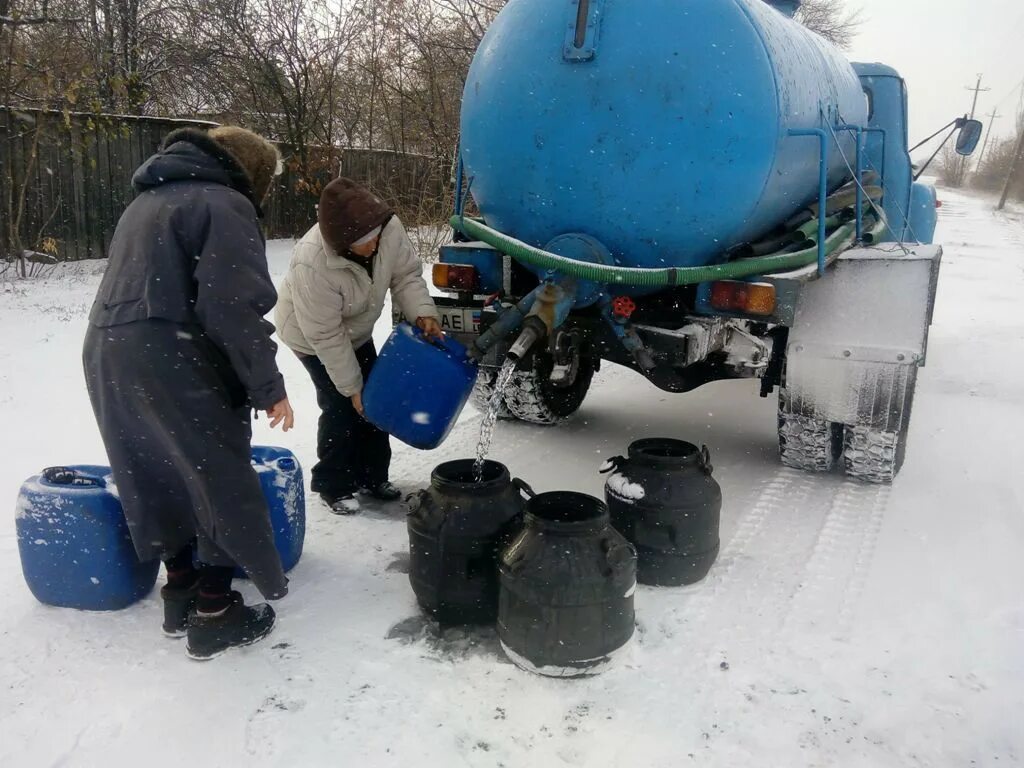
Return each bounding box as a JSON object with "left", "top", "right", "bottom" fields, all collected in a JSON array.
[{"left": 956, "top": 119, "right": 983, "bottom": 156}]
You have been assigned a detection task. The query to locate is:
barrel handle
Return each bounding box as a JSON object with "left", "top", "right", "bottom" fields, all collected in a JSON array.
[
  {"left": 512, "top": 478, "right": 536, "bottom": 499},
  {"left": 41, "top": 467, "right": 105, "bottom": 488},
  {"left": 598, "top": 456, "right": 624, "bottom": 474},
  {"left": 404, "top": 489, "right": 429, "bottom": 516},
  {"left": 699, "top": 445, "right": 714, "bottom": 475},
  {"left": 605, "top": 540, "right": 636, "bottom": 570}
]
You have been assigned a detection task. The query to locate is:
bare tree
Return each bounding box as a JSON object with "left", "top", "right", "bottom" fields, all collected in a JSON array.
[
  {"left": 796, "top": 0, "right": 862, "bottom": 49},
  {"left": 971, "top": 110, "right": 1024, "bottom": 201},
  {"left": 2, "top": 1, "right": 86, "bottom": 271}
]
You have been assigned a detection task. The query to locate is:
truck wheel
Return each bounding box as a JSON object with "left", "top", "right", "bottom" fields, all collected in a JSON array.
[
  {"left": 778, "top": 392, "right": 843, "bottom": 472},
  {"left": 471, "top": 365, "right": 513, "bottom": 419},
  {"left": 842, "top": 425, "right": 907, "bottom": 484},
  {"left": 504, "top": 352, "right": 595, "bottom": 425}
]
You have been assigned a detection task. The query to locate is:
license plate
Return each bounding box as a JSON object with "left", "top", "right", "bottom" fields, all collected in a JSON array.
[{"left": 438, "top": 307, "right": 481, "bottom": 334}]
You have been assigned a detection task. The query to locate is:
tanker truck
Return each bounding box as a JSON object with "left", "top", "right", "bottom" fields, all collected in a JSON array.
[{"left": 410, "top": 0, "right": 982, "bottom": 483}]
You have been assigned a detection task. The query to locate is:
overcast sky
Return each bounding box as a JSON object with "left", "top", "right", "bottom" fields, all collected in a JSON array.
[{"left": 847, "top": 0, "right": 1024, "bottom": 147}]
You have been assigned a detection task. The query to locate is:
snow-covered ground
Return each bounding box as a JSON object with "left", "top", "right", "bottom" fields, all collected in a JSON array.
[{"left": 1, "top": 190, "right": 1022, "bottom": 767}]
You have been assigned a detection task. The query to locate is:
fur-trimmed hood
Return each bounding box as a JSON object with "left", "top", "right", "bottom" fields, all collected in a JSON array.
[{"left": 131, "top": 128, "right": 262, "bottom": 216}]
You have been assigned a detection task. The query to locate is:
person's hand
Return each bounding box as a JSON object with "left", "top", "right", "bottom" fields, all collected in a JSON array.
[
  {"left": 266, "top": 398, "right": 294, "bottom": 431},
  {"left": 416, "top": 316, "right": 444, "bottom": 341},
  {"left": 351, "top": 391, "right": 365, "bottom": 416}
]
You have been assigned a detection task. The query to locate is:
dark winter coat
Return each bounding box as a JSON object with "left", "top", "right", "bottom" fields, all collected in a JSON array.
[
  {"left": 89, "top": 128, "right": 285, "bottom": 410},
  {"left": 83, "top": 129, "right": 288, "bottom": 599}
]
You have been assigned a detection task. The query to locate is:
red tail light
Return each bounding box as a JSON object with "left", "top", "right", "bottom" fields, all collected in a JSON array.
[
  {"left": 709, "top": 280, "right": 776, "bottom": 316},
  {"left": 432, "top": 263, "right": 478, "bottom": 292}
]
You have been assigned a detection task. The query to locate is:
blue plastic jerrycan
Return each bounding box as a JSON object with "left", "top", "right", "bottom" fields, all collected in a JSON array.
[
  {"left": 238, "top": 446, "right": 306, "bottom": 578},
  {"left": 364, "top": 323, "right": 479, "bottom": 449},
  {"left": 15, "top": 465, "right": 159, "bottom": 610}
]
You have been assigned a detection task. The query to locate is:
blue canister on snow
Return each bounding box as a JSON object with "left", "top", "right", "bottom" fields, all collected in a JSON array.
[
  {"left": 15, "top": 466, "right": 159, "bottom": 610},
  {"left": 240, "top": 446, "right": 306, "bottom": 577},
  {"left": 364, "top": 323, "right": 479, "bottom": 449}
]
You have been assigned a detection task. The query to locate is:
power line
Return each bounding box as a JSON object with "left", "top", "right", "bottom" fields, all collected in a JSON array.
[
  {"left": 994, "top": 76, "right": 1024, "bottom": 110},
  {"left": 977, "top": 107, "right": 1003, "bottom": 169}
]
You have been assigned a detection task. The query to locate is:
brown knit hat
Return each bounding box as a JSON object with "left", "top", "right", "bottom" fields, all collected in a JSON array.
[
  {"left": 318, "top": 178, "right": 392, "bottom": 254},
  {"left": 208, "top": 126, "right": 280, "bottom": 203}
]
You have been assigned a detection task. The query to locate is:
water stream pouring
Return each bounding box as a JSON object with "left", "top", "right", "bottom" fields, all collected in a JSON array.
[{"left": 473, "top": 359, "right": 518, "bottom": 480}]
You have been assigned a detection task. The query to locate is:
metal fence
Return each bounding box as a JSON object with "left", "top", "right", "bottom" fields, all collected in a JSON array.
[{"left": 1, "top": 107, "right": 449, "bottom": 262}]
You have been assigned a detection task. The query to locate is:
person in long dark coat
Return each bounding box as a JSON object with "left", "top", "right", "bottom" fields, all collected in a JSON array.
[{"left": 83, "top": 126, "right": 295, "bottom": 660}]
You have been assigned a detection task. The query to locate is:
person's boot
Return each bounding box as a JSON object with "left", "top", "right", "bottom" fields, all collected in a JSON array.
[
  {"left": 161, "top": 580, "right": 200, "bottom": 638},
  {"left": 186, "top": 591, "right": 276, "bottom": 661},
  {"left": 321, "top": 493, "right": 361, "bottom": 514},
  {"left": 362, "top": 482, "right": 402, "bottom": 502},
  {"left": 161, "top": 549, "right": 200, "bottom": 638}
]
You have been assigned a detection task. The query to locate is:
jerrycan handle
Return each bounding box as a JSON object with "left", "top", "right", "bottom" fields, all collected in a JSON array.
[
  {"left": 512, "top": 478, "right": 536, "bottom": 500},
  {"left": 699, "top": 445, "right": 714, "bottom": 475},
  {"left": 408, "top": 322, "right": 449, "bottom": 351},
  {"left": 408, "top": 322, "right": 474, "bottom": 363},
  {"left": 41, "top": 467, "right": 105, "bottom": 488}
]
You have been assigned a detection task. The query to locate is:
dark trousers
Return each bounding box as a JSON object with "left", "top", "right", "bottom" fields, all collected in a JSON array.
[{"left": 300, "top": 343, "right": 391, "bottom": 499}]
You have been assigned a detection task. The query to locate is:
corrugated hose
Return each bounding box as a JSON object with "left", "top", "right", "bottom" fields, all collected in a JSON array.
[{"left": 449, "top": 213, "right": 886, "bottom": 288}]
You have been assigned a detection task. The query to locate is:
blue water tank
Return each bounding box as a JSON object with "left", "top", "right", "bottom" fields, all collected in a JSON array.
[
  {"left": 364, "top": 323, "right": 479, "bottom": 449},
  {"left": 247, "top": 447, "right": 306, "bottom": 576},
  {"left": 460, "top": 0, "right": 868, "bottom": 274},
  {"left": 16, "top": 466, "right": 159, "bottom": 610}
]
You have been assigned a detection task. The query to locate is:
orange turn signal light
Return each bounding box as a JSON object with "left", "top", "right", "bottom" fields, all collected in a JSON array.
[
  {"left": 432, "top": 263, "right": 478, "bottom": 292},
  {"left": 709, "top": 280, "right": 776, "bottom": 316}
]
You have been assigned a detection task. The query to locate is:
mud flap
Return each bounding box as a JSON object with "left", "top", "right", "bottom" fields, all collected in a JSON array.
[{"left": 784, "top": 245, "right": 941, "bottom": 435}]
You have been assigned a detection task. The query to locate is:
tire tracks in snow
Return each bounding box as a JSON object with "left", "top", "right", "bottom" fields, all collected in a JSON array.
[
  {"left": 646, "top": 468, "right": 892, "bottom": 665},
  {"left": 781, "top": 480, "right": 890, "bottom": 640}
]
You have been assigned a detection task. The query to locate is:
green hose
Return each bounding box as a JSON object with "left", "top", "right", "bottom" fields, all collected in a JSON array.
[{"left": 450, "top": 215, "right": 881, "bottom": 287}]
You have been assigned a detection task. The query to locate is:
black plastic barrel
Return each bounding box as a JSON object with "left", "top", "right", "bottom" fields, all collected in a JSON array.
[
  {"left": 407, "top": 459, "right": 528, "bottom": 625},
  {"left": 603, "top": 438, "right": 722, "bottom": 587},
  {"left": 498, "top": 491, "right": 636, "bottom": 677}
]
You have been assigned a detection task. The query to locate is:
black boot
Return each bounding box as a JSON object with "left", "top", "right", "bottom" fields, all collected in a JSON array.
[
  {"left": 161, "top": 581, "right": 200, "bottom": 638},
  {"left": 362, "top": 481, "right": 402, "bottom": 502},
  {"left": 186, "top": 591, "right": 276, "bottom": 661},
  {"left": 162, "top": 546, "right": 199, "bottom": 638}
]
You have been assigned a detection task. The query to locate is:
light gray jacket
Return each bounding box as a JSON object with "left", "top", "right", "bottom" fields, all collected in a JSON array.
[{"left": 275, "top": 217, "right": 438, "bottom": 396}]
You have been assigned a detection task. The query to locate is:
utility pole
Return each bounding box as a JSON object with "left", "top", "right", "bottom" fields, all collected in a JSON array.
[
  {"left": 966, "top": 74, "right": 990, "bottom": 120},
  {"left": 955, "top": 75, "right": 991, "bottom": 186},
  {"left": 976, "top": 107, "right": 1002, "bottom": 169},
  {"left": 997, "top": 125, "right": 1024, "bottom": 210}
]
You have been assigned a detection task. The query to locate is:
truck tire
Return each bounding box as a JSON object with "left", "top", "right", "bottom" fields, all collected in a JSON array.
[
  {"left": 778, "top": 391, "right": 843, "bottom": 472},
  {"left": 471, "top": 365, "right": 514, "bottom": 419},
  {"left": 504, "top": 352, "right": 595, "bottom": 425},
  {"left": 842, "top": 425, "right": 906, "bottom": 484}
]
